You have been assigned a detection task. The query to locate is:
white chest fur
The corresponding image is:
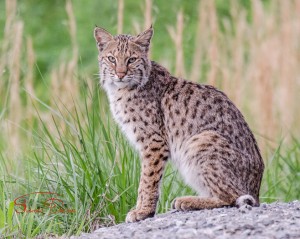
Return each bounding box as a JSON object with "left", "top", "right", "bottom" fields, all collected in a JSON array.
[{"left": 107, "top": 91, "right": 143, "bottom": 152}]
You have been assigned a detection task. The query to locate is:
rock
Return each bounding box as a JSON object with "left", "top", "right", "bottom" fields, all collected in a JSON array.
[{"left": 72, "top": 202, "right": 300, "bottom": 239}]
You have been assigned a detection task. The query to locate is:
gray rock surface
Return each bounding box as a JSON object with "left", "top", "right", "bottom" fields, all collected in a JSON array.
[{"left": 72, "top": 201, "right": 300, "bottom": 239}]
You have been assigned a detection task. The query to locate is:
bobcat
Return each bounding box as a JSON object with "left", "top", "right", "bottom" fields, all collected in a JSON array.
[{"left": 94, "top": 26, "right": 264, "bottom": 223}]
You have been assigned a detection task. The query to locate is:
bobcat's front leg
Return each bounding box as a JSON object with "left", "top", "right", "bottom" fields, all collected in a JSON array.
[{"left": 126, "top": 144, "right": 168, "bottom": 223}]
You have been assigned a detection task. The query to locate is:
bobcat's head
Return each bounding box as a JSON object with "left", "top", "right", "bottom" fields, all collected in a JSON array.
[{"left": 94, "top": 26, "right": 153, "bottom": 91}]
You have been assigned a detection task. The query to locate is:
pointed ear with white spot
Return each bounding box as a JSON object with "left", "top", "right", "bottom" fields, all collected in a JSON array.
[
  {"left": 94, "top": 27, "right": 113, "bottom": 51},
  {"left": 133, "top": 25, "right": 153, "bottom": 52}
]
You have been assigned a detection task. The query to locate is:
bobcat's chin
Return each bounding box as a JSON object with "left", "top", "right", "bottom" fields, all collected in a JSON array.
[
  {"left": 112, "top": 82, "right": 128, "bottom": 89},
  {"left": 102, "top": 77, "right": 138, "bottom": 91}
]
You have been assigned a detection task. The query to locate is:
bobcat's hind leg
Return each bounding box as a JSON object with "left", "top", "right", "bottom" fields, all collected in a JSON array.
[
  {"left": 172, "top": 196, "right": 230, "bottom": 211},
  {"left": 173, "top": 130, "right": 254, "bottom": 211}
]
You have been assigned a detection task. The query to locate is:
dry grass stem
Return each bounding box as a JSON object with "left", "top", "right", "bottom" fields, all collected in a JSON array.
[
  {"left": 117, "top": 0, "right": 124, "bottom": 34},
  {"left": 190, "top": 0, "right": 208, "bottom": 83},
  {"left": 144, "top": 0, "right": 152, "bottom": 29},
  {"left": 167, "top": 10, "right": 186, "bottom": 78},
  {"left": 7, "top": 21, "right": 23, "bottom": 154},
  {"left": 206, "top": 0, "right": 219, "bottom": 86}
]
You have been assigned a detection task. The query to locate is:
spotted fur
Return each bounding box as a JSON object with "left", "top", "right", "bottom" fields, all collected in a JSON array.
[{"left": 94, "top": 26, "right": 264, "bottom": 223}]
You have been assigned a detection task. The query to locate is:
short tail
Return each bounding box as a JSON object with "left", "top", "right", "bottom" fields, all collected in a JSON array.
[{"left": 235, "top": 195, "right": 258, "bottom": 207}]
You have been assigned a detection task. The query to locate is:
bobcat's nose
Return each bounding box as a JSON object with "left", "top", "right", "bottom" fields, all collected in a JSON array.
[{"left": 116, "top": 72, "right": 126, "bottom": 80}]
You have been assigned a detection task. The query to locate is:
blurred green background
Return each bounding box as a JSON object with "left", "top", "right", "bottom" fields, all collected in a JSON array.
[
  {"left": 0, "top": 0, "right": 299, "bottom": 237},
  {"left": 0, "top": 0, "right": 255, "bottom": 78}
]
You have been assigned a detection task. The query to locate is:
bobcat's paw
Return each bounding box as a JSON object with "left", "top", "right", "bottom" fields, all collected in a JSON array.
[
  {"left": 172, "top": 196, "right": 194, "bottom": 211},
  {"left": 125, "top": 209, "right": 155, "bottom": 223}
]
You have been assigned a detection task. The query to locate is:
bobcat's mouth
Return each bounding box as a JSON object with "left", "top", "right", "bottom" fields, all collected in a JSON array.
[
  {"left": 114, "top": 78, "right": 127, "bottom": 83},
  {"left": 111, "top": 75, "right": 140, "bottom": 88},
  {"left": 113, "top": 78, "right": 130, "bottom": 87}
]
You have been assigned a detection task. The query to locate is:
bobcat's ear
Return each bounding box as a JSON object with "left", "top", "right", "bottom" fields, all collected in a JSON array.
[
  {"left": 94, "top": 27, "right": 113, "bottom": 51},
  {"left": 133, "top": 25, "right": 153, "bottom": 51}
]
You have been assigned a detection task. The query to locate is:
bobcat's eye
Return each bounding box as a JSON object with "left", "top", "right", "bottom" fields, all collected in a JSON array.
[
  {"left": 108, "top": 56, "right": 116, "bottom": 63},
  {"left": 128, "top": 57, "right": 137, "bottom": 64}
]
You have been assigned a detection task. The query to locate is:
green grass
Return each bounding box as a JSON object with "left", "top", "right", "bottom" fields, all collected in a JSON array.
[
  {"left": 1, "top": 82, "right": 300, "bottom": 237},
  {"left": 262, "top": 139, "right": 300, "bottom": 202},
  {"left": 0, "top": 84, "right": 195, "bottom": 237}
]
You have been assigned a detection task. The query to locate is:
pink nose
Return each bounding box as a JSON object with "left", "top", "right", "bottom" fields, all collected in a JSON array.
[{"left": 116, "top": 72, "right": 126, "bottom": 79}]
